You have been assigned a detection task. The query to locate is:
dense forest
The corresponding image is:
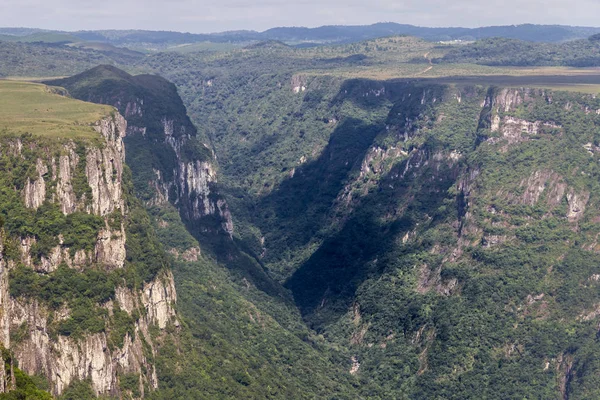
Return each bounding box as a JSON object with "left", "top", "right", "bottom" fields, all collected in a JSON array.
[
  {"left": 3, "top": 25, "right": 600, "bottom": 398},
  {"left": 437, "top": 35, "right": 600, "bottom": 67}
]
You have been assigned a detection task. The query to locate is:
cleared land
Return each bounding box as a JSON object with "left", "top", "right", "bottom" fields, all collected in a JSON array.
[
  {"left": 0, "top": 80, "right": 113, "bottom": 138},
  {"left": 421, "top": 73, "right": 600, "bottom": 93}
]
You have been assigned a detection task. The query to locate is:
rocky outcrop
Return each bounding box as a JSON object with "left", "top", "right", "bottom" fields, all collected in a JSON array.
[
  {"left": 566, "top": 190, "right": 589, "bottom": 222},
  {"left": 23, "top": 159, "right": 47, "bottom": 209},
  {"left": 484, "top": 88, "right": 563, "bottom": 148},
  {"left": 87, "top": 115, "right": 126, "bottom": 216},
  {"left": 47, "top": 67, "right": 234, "bottom": 236},
  {"left": 56, "top": 146, "right": 79, "bottom": 214},
  {"left": 95, "top": 225, "right": 126, "bottom": 270},
  {"left": 17, "top": 115, "right": 127, "bottom": 271},
  {"left": 7, "top": 270, "right": 178, "bottom": 397},
  {"left": 0, "top": 112, "right": 178, "bottom": 397},
  {"left": 130, "top": 111, "right": 234, "bottom": 236},
  {"left": 291, "top": 74, "right": 307, "bottom": 93},
  {"left": 178, "top": 159, "right": 217, "bottom": 218},
  {"left": 141, "top": 271, "right": 178, "bottom": 330},
  {"left": 490, "top": 116, "right": 561, "bottom": 145}
]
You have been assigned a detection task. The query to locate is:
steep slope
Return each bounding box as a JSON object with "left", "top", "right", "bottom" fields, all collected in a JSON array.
[
  {"left": 45, "top": 66, "right": 290, "bottom": 296},
  {"left": 47, "top": 66, "right": 233, "bottom": 237},
  {"left": 12, "top": 38, "right": 600, "bottom": 398},
  {"left": 281, "top": 83, "right": 600, "bottom": 398},
  {"left": 46, "top": 68, "right": 358, "bottom": 399},
  {"left": 0, "top": 81, "right": 178, "bottom": 398},
  {"left": 151, "top": 52, "right": 600, "bottom": 398}
]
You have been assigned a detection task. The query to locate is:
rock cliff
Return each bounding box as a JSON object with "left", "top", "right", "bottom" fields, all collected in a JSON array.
[
  {"left": 0, "top": 113, "right": 178, "bottom": 397},
  {"left": 46, "top": 66, "right": 234, "bottom": 238}
]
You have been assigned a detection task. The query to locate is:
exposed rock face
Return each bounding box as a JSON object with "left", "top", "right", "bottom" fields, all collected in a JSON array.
[
  {"left": 17, "top": 115, "right": 127, "bottom": 271},
  {"left": 23, "top": 159, "right": 47, "bottom": 209},
  {"left": 0, "top": 238, "right": 10, "bottom": 393},
  {"left": 7, "top": 270, "right": 178, "bottom": 397},
  {"left": 566, "top": 190, "right": 589, "bottom": 222},
  {"left": 56, "top": 146, "right": 78, "bottom": 214},
  {"left": 95, "top": 225, "right": 126, "bottom": 269},
  {"left": 87, "top": 115, "right": 126, "bottom": 216},
  {"left": 0, "top": 114, "right": 178, "bottom": 397},
  {"left": 520, "top": 170, "right": 559, "bottom": 206},
  {"left": 127, "top": 108, "right": 234, "bottom": 236},
  {"left": 493, "top": 88, "right": 523, "bottom": 113},
  {"left": 178, "top": 154, "right": 217, "bottom": 218},
  {"left": 48, "top": 68, "right": 234, "bottom": 237},
  {"left": 291, "top": 74, "right": 307, "bottom": 93},
  {"left": 0, "top": 239, "right": 10, "bottom": 349},
  {"left": 142, "top": 271, "right": 178, "bottom": 330},
  {"left": 485, "top": 88, "right": 563, "bottom": 149}
]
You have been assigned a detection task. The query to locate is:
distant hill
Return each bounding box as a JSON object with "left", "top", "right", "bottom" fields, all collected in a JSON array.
[
  {"left": 0, "top": 40, "right": 142, "bottom": 78},
  {"left": 0, "top": 27, "right": 48, "bottom": 36},
  {"left": 0, "top": 31, "right": 79, "bottom": 44},
  {"left": 3, "top": 23, "right": 600, "bottom": 51},
  {"left": 261, "top": 23, "right": 600, "bottom": 43},
  {"left": 436, "top": 36, "right": 600, "bottom": 67},
  {"left": 75, "top": 23, "right": 600, "bottom": 45}
]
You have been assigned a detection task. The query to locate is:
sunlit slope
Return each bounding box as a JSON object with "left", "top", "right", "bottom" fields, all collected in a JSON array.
[{"left": 0, "top": 80, "right": 113, "bottom": 138}]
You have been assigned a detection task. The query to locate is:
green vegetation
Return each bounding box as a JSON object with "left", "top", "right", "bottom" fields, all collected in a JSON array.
[
  {"left": 0, "top": 79, "right": 169, "bottom": 363},
  {"left": 9, "top": 29, "right": 600, "bottom": 399},
  {"left": 0, "top": 346, "right": 52, "bottom": 399},
  {"left": 146, "top": 202, "right": 356, "bottom": 399},
  {"left": 10, "top": 265, "right": 112, "bottom": 337},
  {"left": 12, "top": 33, "right": 79, "bottom": 44},
  {"left": 0, "top": 136, "right": 104, "bottom": 260},
  {"left": 58, "top": 379, "right": 96, "bottom": 400},
  {"left": 0, "top": 32, "right": 79, "bottom": 44},
  {"left": 438, "top": 36, "right": 600, "bottom": 67},
  {"left": 0, "top": 80, "right": 112, "bottom": 138},
  {"left": 151, "top": 48, "right": 600, "bottom": 397},
  {"left": 0, "top": 40, "right": 137, "bottom": 78},
  {"left": 46, "top": 65, "right": 205, "bottom": 202},
  {"left": 119, "top": 373, "right": 141, "bottom": 398},
  {"left": 2, "top": 158, "right": 168, "bottom": 344}
]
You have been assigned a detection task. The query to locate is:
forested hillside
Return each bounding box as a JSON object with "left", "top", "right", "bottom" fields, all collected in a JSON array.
[
  {"left": 437, "top": 35, "right": 600, "bottom": 67},
  {"left": 3, "top": 23, "right": 600, "bottom": 49},
  {"left": 4, "top": 27, "right": 600, "bottom": 398},
  {"left": 144, "top": 50, "right": 600, "bottom": 398},
  {"left": 45, "top": 66, "right": 357, "bottom": 399}
]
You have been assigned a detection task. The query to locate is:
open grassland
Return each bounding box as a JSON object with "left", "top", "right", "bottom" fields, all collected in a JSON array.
[
  {"left": 282, "top": 38, "right": 600, "bottom": 94},
  {"left": 166, "top": 41, "right": 241, "bottom": 54},
  {"left": 3, "top": 76, "right": 69, "bottom": 81},
  {"left": 424, "top": 73, "right": 600, "bottom": 93},
  {"left": 302, "top": 53, "right": 600, "bottom": 94},
  {"left": 0, "top": 80, "right": 113, "bottom": 138},
  {"left": 306, "top": 61, "right": 600, "bottom": 79}
]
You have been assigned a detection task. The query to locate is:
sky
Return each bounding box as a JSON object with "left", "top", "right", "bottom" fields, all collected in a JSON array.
[{"left": 1, "top": 0, "right": 600, "bottom": 33}]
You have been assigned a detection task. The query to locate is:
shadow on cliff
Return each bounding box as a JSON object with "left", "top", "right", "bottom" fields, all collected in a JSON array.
[
  {"left": 283, "top": 143, "right": 460, "bottom": 330},
  {"left": 252, "top": 79, "right": 448, "bottom": 269},
  {"left": 210, "top": 79, "right": 455, "bottom": 312},
  {"left": 255, "top": 117, "right": 384, "bottom": 257}
]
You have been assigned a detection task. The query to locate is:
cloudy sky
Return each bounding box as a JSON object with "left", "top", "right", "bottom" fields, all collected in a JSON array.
[{"left": 2, "top": 0, "right": 600, "bottom": 32}]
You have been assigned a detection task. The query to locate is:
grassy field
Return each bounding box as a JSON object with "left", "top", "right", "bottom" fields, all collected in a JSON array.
[
  {"left": 0, "top": 80, "right": 113, "bottom": 138},
  {"left": 166, "top": 41, "right": 241, "bottom": 54},
  {"left": 422, "top": 73, "right": 600, "bottom": 93},
  {"left": 281, "top": 37, "right": 600, "bottom": 94},
  {"left": 3, "top": 76, "right": 69, "bottom": 82},
  {"left": 305, "top": 59, "right": 600, "bottom": 94},
  {"left": 0, "top": 32, "right": 79, "bottom": 43}
]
